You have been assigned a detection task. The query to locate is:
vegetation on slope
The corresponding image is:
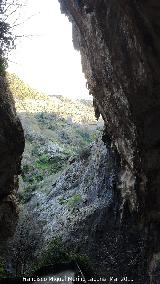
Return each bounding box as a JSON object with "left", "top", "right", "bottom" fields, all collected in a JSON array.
[
  {"left": 7, "top": 73, "right": 103, "bottom": 203},
  {"left": 6, "top": 72, "right": 97, "bottom": 124},
  {"left": 7, "top": 73, "right": 42, "bottom": 100}
]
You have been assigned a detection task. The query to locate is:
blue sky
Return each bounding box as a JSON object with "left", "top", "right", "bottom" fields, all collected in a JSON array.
[{"left": 7, "top": 0, "right": 90, "bottom": 99}]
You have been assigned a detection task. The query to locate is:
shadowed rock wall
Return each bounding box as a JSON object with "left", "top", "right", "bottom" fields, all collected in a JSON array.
[
  {"left": 59, "top": 0, "right": 160, "bottom": 282},
  {"left": 0, "top": 74, "right": 24, "bottom": 251}
]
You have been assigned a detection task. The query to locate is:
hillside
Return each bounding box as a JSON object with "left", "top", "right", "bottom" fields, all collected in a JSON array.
[
  {"left": 7, "top": 73, "right": 103, "bottom": 203},
  {"left": 7, "top": 72, "right": 98, "bottom": 124}
]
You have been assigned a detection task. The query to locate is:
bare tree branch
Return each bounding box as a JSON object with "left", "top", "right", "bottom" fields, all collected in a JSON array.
[{"left": 10, "top": 12, "right": 40, "bottom": 29}]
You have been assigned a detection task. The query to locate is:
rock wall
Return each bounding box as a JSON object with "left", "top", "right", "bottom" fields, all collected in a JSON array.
[
  {"left": 0, "top": 74, "right": 24, "bottom": 251},
  {"left": 15, "top": 138, "right": 120, "bottom": 277},
  {"left": 59, "top": 0, "right": 160, "bottom": 282}
]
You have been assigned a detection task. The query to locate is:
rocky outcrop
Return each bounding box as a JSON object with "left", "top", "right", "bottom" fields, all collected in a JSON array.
[
  {"left": 14, "top": 138, "right": 119, "bottom": 276},
  {"left": 0, "top": 75, "right": 24, "bottom": 251},
  {"left": 26, "top": 139, "right": 118, "bottom": 243},
  {"left": 16, "top": 137, "right": 146, "bottom": 282},
  {"left": 58, "top": 0, "right": 160, "bottom": 282}
]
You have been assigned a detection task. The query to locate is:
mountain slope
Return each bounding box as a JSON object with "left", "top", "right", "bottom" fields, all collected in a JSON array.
[{"left": 7, "top": 73, "right": 103, "bottom": 202}]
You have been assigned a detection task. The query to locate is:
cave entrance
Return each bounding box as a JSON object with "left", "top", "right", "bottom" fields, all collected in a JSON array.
[
  {"left": 4, "top": 0, "right": 103, "bottom": 278},
  {"left": 5, "top": 0, "right": 104, "bottom": 200}
]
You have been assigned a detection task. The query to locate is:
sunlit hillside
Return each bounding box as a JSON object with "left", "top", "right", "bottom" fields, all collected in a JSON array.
[
  {"left": 7, "top": 73, "right": 103, "bottom": 203},
  {"left": 7, "top": 72, "right": 97, "bottom": 124}
]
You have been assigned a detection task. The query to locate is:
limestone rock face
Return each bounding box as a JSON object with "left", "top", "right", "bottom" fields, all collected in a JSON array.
[
  {"left": 0, "top": 76, "right": 24, "bottom": 247},
  {"left": 26, "top": 139, "right": 118, "bottom": 243},
  {"left": 18, "top": 138, "right": 121, "bottom": 276},
  {"left": 58, "top": 0, "right": 160, "bottom": 282}
]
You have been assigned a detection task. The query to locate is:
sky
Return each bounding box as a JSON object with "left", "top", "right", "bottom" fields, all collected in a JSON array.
[{"left": 6, "top": 0, "right": 90, "bottom": 99}]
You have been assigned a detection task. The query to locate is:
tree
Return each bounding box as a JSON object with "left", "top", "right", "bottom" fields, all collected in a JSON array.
[{"left": 0, "top": 0, "right": 15, "bottom": 75}]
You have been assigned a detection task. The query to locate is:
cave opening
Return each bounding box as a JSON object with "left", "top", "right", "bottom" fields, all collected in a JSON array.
[
  {"left": 1, "top": 0, "right": 106, "bottom": 280},
  {"left": 1, "top": 0, "right": 157, "bottom": 282}
]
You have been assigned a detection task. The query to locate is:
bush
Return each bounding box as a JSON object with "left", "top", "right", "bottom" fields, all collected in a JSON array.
[
  {"left": 40, "top": 237, "right": 70, "bottom": 267},
  {"left": 0, "top": 259, "right": 7, "bottom": 279},
  {"left": 22, "top": 164, "right": 43, "bottom": 184},
  {"left": 22, "top": 164, "right": 30, "bottom": 175},
  {"left": 36, "top": 154, "right": 64, "bottom": 174},
  {"left": 19, "top": 185, "right": 37, "bottom": 203},
  {"left": 39, "top": 237, "right": 92, "bottom": 272},
  {"left": 36, "top": 154, "right": 50, "bottom": 170},
  {"left": 67, "top": 194, "right": 83, "bottom": 209},
  {"left": 58, "top": 131, "right": 71, "bottom": 144},
  {"left": 75, "top": 128, "right": 91, "bottom": 143}
]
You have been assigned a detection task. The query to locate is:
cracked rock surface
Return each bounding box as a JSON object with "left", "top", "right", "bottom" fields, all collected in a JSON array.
[{"left": 58, "top": 1, "right": 160, "bottom": 282}]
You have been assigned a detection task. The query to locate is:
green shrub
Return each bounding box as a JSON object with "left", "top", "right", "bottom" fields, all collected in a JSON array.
[
  {"left": 58, "top": 197, "right": 67, "bottom": 205},
  {"left": 19, "top": 184, "right": 37, "bottom": 203},
  {"left": 36, "top": 154, "right": 49, "bottom": 170},
  {"left": 35, "top": 112, "right": 50, "bottom": 125},
  {"left": 75, "top": 128, "right": 92, "bottom": 143},
  {"left": 22, "top": 164, "right": 30, "bottom": 175},
  {"left": 22, "top": 164, "right": 43, "bottom": 183},
  {"left": 69, "top": 252, "right": 91, "bottom": 271},
  {"left": 67, "top": 194, "right": 83, "bottom": 209},
  {"left": 36, "top": 154, "right": 64, "bottom": 174},
  {"left": 31, "top": 146, "right": 41, "bottom": 157},
  {"left": 38, "top": 237, "right": 91, "bottom": 272},
  {"left": 0, "top": 259, "right": 7, "bottom": 279},
  {"left": 40, "top": 237, "right": 70, "bottom": 267}
]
